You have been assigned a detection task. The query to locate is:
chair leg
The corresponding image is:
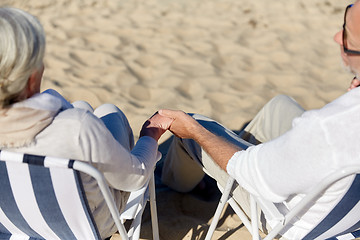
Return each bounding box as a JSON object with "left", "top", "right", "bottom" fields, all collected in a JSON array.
[
  {"left": 128, "top": 173, "right": 159, "bottom": 240},
  {"left": 227, "top": 198, "right": 254, "bottom": 236},
  {"left": 128, "top": 206, "right": 145, "bottom": 240},
  {"left": 250, "top": 195, "right": 261, "bottom": 240},
  {"left": 149, "top": 173, "right": 160, "bottom": 240},
  {"left": 204, "top": 177, "right": 236, "bottom": 240},
  {"left": 95, "top": 173, "right": 129, "bottom": 240}
]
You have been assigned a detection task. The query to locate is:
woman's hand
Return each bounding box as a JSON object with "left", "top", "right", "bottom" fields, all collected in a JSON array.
[{"left": 139, "top": 112, "right": 173, "bottom": 141}]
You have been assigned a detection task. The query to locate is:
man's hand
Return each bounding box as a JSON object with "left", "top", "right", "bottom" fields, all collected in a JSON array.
[
  {"left": 159, "top": 109, "right": 242, "bottom": 171},
  {"left": 348, "top": 77, "right": 360, "bottom": 91},
  {"left": 140, "top": 112, "right": 173, "bottom": 141},
  {"left": 158, "top": 109, "right": 202, "bottom": 139}
]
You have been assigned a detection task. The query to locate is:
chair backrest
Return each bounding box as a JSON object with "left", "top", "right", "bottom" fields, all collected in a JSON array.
[
  {"left": 205, "top": 165, "right": 360, "bottom": 240},
  {"left": 0, "top": 150, "right": 160, "bottom": 240},
  {"left": 0, "top": 150, "right": 102, "bottom": 240},
  {"left": 301, "top": 172, "right": 360, "bottom": 240},
  {"left": 0, "top": 149, "right": 159, "bottom": 240}
]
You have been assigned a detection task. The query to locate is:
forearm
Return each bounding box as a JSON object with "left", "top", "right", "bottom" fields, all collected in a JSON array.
[
  {"left": 191, "top": 123, "right": 243, "bottom": 171},
  {"left": 104, "top": 136, "right": 159, "bottom": 191}
]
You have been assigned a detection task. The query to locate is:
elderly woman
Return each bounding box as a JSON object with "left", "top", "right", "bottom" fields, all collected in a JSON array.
[{"left": 0, "top": 7, "right": 170, "bottom": 239}]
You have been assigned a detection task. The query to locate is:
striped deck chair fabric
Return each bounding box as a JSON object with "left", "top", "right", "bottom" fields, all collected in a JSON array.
[
  {"left": 0, "top": 150, "right": 159, "bottom": 240},
  {"left": 303, "top": 174, "right": 360, "bottom": 240},
  {"left": 205, "top": 166, "right": 360, "bottom": 240}
]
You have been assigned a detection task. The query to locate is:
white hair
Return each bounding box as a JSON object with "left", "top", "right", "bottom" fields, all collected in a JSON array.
[{"left": 0, "top": 7, "right": 45, "bottom": 108}]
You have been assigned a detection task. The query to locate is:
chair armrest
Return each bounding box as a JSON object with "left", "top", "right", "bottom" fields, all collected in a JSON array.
[{"left": 255, "top": 196, "right": 284, "bottom": 225}]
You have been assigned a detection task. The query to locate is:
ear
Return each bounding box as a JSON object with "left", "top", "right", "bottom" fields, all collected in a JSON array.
[
  {"left": 25, "top": 66, "right": 44, "bottom": 98},
  {"left": 25, "top": 72, "right": 38, "bottom": 98}
]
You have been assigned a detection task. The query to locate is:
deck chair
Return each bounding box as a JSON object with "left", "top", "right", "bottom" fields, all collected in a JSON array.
[
  {"left": 204, "top": 165, "right": 360, "bottom": 240},
  {"left": 0, "top": 150, "right": 160, "bottom": 240}
]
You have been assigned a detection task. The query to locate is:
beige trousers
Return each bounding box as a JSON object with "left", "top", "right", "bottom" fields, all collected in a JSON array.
[
  {"left": 73, "top": 101, "right": 134, "bottom": 239},
  {"left": 161, "top": 95, "right": 305, "bottom": 226}
]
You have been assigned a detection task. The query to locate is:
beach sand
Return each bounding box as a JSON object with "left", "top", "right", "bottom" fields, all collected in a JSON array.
[{"left": 2, "top": 0, "right": 355, "bottom": 239}]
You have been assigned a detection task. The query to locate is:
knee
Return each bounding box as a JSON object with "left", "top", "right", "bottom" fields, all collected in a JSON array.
[
  {"left": 269, "top": 95, "right": 294, "bottom": 105},
  {"left": 94, "top": 103, "right": 125, "bottom": 119},
  {"left": 72, "top": 100, "right": 94, "bottom": 112},
  {"left": 94, "top": 103, "right": 131, "bottom": 130},
  {"left": 266, "top": 95, "right": 300, "bottom": 110},
  {"left": 265, "top": 95, "right": 305, "bottom": 124}
]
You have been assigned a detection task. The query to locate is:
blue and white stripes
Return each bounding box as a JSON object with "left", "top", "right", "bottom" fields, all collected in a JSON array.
[
  {"left": 304, "top": 174, "right": 360, "bottom": 240},
  {"left": 0, "top": 150, "right": 100, "bottom": 240}
]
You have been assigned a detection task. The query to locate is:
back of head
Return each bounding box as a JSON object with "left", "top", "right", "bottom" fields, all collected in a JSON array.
[{"left": 0, "top": 7, "right": 45, "bottom": 108}]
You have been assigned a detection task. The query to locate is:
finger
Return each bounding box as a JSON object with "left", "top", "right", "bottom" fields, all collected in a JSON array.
[
  {"left": 355, "top": 79, "right": 360, "bottom": 87},
  {"left": 151, "top": 111, "right": 174, "bottom": 123},
  {"left": 158, "top": 117, "right": 174, "bottom": 130},
  {"left": 150, "top": 111, "right": 159, "bottom": 118},
  {"left": 158, "top": 109, "right": 176, "bottom": 118},
  {"left": 353, "top": 76, "right": 360, "bottom": 83},
  {"left": 147, "top": 114, "right": 174, "bottom": 130},
  {"left": 348, "top": 77, "right": 358, "bottom": 91}
]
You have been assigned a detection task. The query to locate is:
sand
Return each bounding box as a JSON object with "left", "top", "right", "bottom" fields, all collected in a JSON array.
[{"left": 1, "top": 0, "right": 355, "bottom": 239}]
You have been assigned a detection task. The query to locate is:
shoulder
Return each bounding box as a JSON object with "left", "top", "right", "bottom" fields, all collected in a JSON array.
[
  {"left": 40, "top": 107, "right": 112, "bottom": 148},
  {"left": 49, "top": 108, "right": 109, "bottom": 136},
  {"left": 295, "top": 89, "right": 360, "bottom": 125},
  {"left": 319, "top": 89, "right": 360, "bottom": 116}
]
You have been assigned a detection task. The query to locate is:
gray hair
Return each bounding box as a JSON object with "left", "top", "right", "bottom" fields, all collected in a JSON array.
[{"left": 0, "top": 7, "right": 45, "bottom": 108}]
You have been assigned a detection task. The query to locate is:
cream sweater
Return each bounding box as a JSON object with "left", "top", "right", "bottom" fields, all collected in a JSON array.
[{"left": 1, "top": 91, "right": 159, "bottom": 239}]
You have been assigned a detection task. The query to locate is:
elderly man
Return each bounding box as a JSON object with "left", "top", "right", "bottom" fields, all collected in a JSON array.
[{"left": 159, "top": 1, "right": 360, "bottom": 239}]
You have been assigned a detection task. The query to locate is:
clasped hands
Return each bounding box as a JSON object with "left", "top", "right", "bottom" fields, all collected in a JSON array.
[{"left": 139, "top": 109, "right": 202, "bottom": 142}]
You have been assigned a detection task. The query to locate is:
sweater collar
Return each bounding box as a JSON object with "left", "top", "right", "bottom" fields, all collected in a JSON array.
[{"left": 0, "top": 93, "right": 63, "bottom": 148}]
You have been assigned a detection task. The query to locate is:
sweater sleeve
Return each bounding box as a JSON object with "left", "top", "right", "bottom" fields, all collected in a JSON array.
[{"left": 78, "top": 112, "right": 159, "bottom": 191}]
